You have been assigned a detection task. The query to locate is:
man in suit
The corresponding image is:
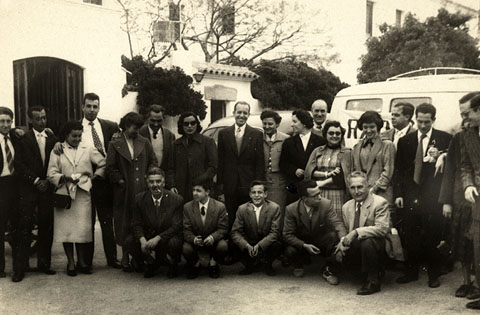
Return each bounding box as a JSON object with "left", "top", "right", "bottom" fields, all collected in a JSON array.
[
  {"left": 380, "top": 102, "right": 416, "bottom": 148},
  {"left": 394, "top": 103, "right": 452, "bottom": 288},
  {"left": 79, "top": 93, "right": 121, "bottom": 270},
  {"left": 13, "top": 106, "right": 57, "bottom": 282},
  {"left": 217, "top": 101, "right": 265, "bottom": 229},
  {"left": 280, "top": 110, "right": 326, "bottom": 204},
  {"left": 311, "top": 99, "right": 328, "bottom": 137},
  {"left": 283, "top": 179, "right": 346, "bottom": 283},
  {"left": 459, "top": 94, "right": 480, "bottom": 309},
  {"left": 231, "top": 180, "right": 282, "bottom": 276},
  {"left": 139, "top": 104, "right": 175, "bottom": 173},
  {"left": 335, "top": 171, "right": 390, "bottom": 295},
  {"left": 183, "top": 181, "right": 228, "bottom": 279},
  {"left": 0, "top": 107, "right": 20, "bottom": 279},
  {"left": 128, "top": 167, "right": 183, "bottom": 278}
]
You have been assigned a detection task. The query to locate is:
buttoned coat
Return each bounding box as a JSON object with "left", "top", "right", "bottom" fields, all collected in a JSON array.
[
  {"left": 106, "top": 133, "right": 158, "bottom": 245},
  {"left": 183, "top": 198, "right": 228, "bottom": 244}
]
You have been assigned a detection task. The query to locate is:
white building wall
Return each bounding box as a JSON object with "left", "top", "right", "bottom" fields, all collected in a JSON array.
[{"left": 0, "top": 0, "right": 127, "bottom": 124}]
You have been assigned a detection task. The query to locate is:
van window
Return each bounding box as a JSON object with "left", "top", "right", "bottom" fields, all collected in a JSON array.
[
  {"left": 346, "top": 99, "right": 382, "bottom": 112},
  {"left": 390, "top": 97, "right": 431, "bottom": 110}
]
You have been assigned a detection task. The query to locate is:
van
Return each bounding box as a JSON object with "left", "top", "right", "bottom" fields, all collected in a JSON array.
[
  {"left": 329, "top": 68, "right": 480, "bottom": 148},
  {"left": 202, "top": 110, "right": 294, "bottom": 143}
]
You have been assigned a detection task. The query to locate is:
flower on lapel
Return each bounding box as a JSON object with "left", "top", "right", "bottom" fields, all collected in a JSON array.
[{"left": 424, "top": 141, "right": 440, "bottom": 163}]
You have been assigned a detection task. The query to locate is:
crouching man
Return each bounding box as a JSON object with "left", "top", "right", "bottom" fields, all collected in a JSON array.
[
  {"left": 283, "top": 179, "right": 346, "bottom": 284},
  {"left": 128, "top": 167, "right": 183, "bottom": 278},
  {"left": 183, "top": 181, "right": 228, "bottom": 279},
  {"left": 335, "top": 171, "right": 390, "bottom": 295},
  {"left": 231, "top": 181, "right": 282, "bottom": 276}
]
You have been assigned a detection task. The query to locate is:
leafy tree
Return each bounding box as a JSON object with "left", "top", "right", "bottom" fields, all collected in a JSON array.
[
  {"left": 122, "top": 55, "right": 207, "bottom": 118},
  {"left": 251, "top": 59, "right": 348, "bottom": 111},
  {"left": 358, "top": 9, "right": 480, "bottom": 83}
]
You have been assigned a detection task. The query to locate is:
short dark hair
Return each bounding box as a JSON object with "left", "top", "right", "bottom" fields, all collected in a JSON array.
[
  {"left": 83, "top": 93, "right": 100, "bottom": 104},
  {"left": 119, "top": 112, "right": 144, "bottom": 130},
  {"left": 177, "top": 111, "right": 202, "bottom": 135},
  {"left": 0, "top": 107, "right": 14, "bottom": 119},
  {"left": 192, "top": 179, "right": 212, "bottom": 191},
  {"left": 233, "top": 101, "right": 250, "bottom": 113},
  {"left": 250, "top": 180, "right": 268, "bottom": 192},
  {"left": 357, "top": 110, "right": 383, "bottom": 131},
  {"left": 296, "top": 179, "right": 317, "bottom": 197},
  {"left": 322, "top": 120, "right": 345, "bottom": 139},
  {"left": 146, "top": 166, "right": 165, "bottom": 179},
  {"left": 292, "top": 109, "right": 314, "bottom": 129},
  {"left": 416, "top": 103, "right": 436, "bottom": 119},
  {"left": 27, "top": 106, "right": 46, "bottom": 119},
  {"left": 459, "top": 92, "right": 480, "bottom": 104},
  {"left": 393, "top": 102, "right": 414, "bottom": 121},
  {"left": 61, "top": 120, "right": 83, "bottom": 140},
  {"left": 347, "top": 171, "right": 368, "bottom": 184},
  {"left": 260, "top": 110, "right": 282, "bottom": 124},
  {"left": 471, "top": 95, "right": 480, "bottom": 111},
  {"left": 149, "top": 104, "right": 165, "bottom": 115}
]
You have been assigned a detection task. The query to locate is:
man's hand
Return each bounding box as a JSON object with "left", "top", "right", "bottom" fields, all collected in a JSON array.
[
  {"left": 118, "top": 179, "right": 125, "bottom": 188},
  {"left": 171, "top": 187, "right": 179, "bottom": 194},
  {"left": 465, "top": 186, "right": 479, "bottom": 204},
  {"left": 140, "top": 237, "right": 149, "bottom": 254},
  {"left": 442, "top": 204, "right": 452, "bottom": 219},
  {"left": 334, "top": 241, "right": 349, "bottom": 263},
  {"left": 53, "top": 142, "right": 64, "bottom": 155},
  {"left": 35, "top": 179, "right": 49, "bottom": 192},
  {"left": 203, "top": 235, "right": 214, "bottom": 246},
  {"left": 303, "top": 243, "right": 320, "bottom": 255},
  {"left": 194, "top": 236, "right": 204, "bottom": 246},
  {"left": 14, "top": 128, "right": 25, "bottom": 138},
  {"left": 342, "top": 230, "right": 358, "bottom": 247},
  {"left": 395, "top": 197, "right": 404, "bottom": 208},
  {"left": 328, "top": 167, "right": 341, "bottom": 178},
  {"left": 295, "top": 169, "right": 305, "bottom": 178},
  {"left": 434, "top": 152, "right": 447, "bottom": 177},
  {"left": 148, "top": 235, "right": 161, "bottom": 249},
  {"left": 246, "top": 244, "right": 257, "bottom": 257}
]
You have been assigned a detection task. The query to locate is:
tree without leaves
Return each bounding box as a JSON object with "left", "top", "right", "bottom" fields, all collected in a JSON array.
[
  {"left": 251, "top": 59, "right": 349, "bottom": 111},
  {"left": 358, "top": 9, "right": 480, "bottom": 83}
]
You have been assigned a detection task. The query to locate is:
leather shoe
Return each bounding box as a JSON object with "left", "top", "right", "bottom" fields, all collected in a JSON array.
[
  {"left": 12, "top": 272, "right": 24, "bottom": 283},
  {"left": 208, "top": 264, "right": 220, "bottom": 279},
  {"left": 467, "top": 286, "right": 480, "bottom": 300},
  {"left": 167, "top": 264, "right": 178, "bottom": 279},
  {"left": 77, "top": 265, "right": 92, "bottom": 275},
  {"left": 107, "top": 260, "right": 122, "bottom": 269},
  {"left": 322, "top": 266, "right": 339, "bottom": 285},
  {"left": 0, "top": 271, "right": 6, "bottom": 278},
  {"left": 396, "top": 273, "right": 418, "bottom": 284},
  {"left": 186, "top": 265, "right": 200, "bottom": 279},
  {"left": 67, "top": 265, "right": 77, "bottom": 277},
  {"left": 121, "top": 263, "right": 133, "bottom": 273},
  {"left": 455, "top": 284, "right": 470, "bottom": 297},
  {"left": 428, "top": 277, "right": 440, "bottom": 288},
  {"left": 39, "top": 268, "right": 56, "bottom": 275},
  {"left": 467, "top": 299, "right": 480, "bottom": 309},
  {"left": 293, "top": 268, "right": 304, "bottom": 277},
  {"left": 357, "top": 281, "right": 381, "bottom": 295}
]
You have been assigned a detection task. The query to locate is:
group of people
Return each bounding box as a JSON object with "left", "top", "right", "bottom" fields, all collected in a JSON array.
[{"left": 1, "top": 92, "right": 480, "bottom": 306}]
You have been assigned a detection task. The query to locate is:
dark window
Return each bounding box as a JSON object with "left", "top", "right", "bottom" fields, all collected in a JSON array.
[
  {"left": 83, "top": 0, "right": 102, "bottom": 5},
  {"left": 221, "top": 5, "right": 235, "bottom": 35},
  {"left": 396, "top": 9, "right": 403, "bottom": 27},
  {"left": 366, "top": 1, "right": 374, "bottom": 36},
  {"left": 169, "top": 2, "right": 181, "bottom": 41},
  {"left": 211, "top": 100, "right": 226, "bottom": 124}
]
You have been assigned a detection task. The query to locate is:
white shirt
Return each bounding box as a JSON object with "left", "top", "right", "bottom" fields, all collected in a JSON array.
[
  {"left": 81, "top": 118, "right": 105, "bottom": 153},
  {"left": 0, "top": 133, "right": 14, "bottom": 177},
  {"left": 33, "top": 129, "right": 48, "bottom": 165},
  {"left": 417, "top": 128, "right": 433, "bottom": 157},
  {"left": 199, "top": 198, "right": 210, "bottom": 225},
  {"left": 265, "top": 133, "right": 277, "bottom": 142},
  {"left": 253, "top": 204, "right": 263, "bottom": 223},
  {"left": 299, "top": 131, "right": 311, "bottom": 151},
  {"left": 235, "top": 124, "right": 246, "bottom": 138},
  {"left": 149, "top": 126, "right": 164, "bottom": 167},
  {"left": 152, "top": 195, "right": 163, "bottom": 207},
  {"left": 303, "top": 202, "right": 312, "bottom": 218},
  {"left": 393, "top": 125, "right": 410, "bottom": 148}
]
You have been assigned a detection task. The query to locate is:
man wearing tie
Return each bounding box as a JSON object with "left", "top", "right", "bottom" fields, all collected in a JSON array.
[
  {"left": 13, "top": 106, "right": 57, "bottom": 282},
  {"left": 311, "top": 99, "right": 328, "bottom": 137},
  {"left": 139, "top": 104, "right": 175, "bottom": 173},
  {"left": 0, "top": 107, "right": 19, "bottom": 279},
  {"left": 80, "top": 93, "right": 121, "bottom": 269},
  {"left": 394, "top": 103, "right": 452, "bottom": 288},
  {"left": 217, "top": 101, "right": 265, "bottom": 229},
  {"left": 380, "top": 102, "right": 416, "bottom": 148},
  {"left": 182, "top": 181, "right": 228, "bottom": 279}
]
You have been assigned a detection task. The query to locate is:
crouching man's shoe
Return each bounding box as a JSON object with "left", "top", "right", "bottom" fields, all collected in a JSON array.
[
  {"left": 466, "top": 299, "right": 480, "bottom": 309},
  {"left": 357, "top": 281, "right": 381, "bottom": 295}
]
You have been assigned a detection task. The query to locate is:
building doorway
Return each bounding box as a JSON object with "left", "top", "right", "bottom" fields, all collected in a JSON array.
[
  {"left": 13, "top": 57, "right": 84, "bottom": 134},
  {"left": 210, "top": 100, "right": 226, "bottom": 123}
]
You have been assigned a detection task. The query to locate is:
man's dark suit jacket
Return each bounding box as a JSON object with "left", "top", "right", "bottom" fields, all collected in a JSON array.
[
  {"left": 217, "top": 124, "right": 265, "bottom": 195},
  {"left": 283, "top": 198, "right": 347, "bottom": 250},
  {"left": 460, "top": 126, "right": 480, "bottom": 220},
  {"left": 231, "top": 200, "right": 281, "bottom": 251},
  {"left": 394, "top": 128, "right": 452, "bottom": 214},
  {"left": 139, "top": 125, "right": 175, "bottom": 172},
  {"left": 15, "top": 130, "right": 57, "bottom": 196},
  {"left": 183, "top": 198, "right": 228, "bottom": 244},
  {"left": 0, "top": 129, "right": 21, "bottom": 175},
  {"left": 280, "top": 133, "right": 326, "bottom": 185}
]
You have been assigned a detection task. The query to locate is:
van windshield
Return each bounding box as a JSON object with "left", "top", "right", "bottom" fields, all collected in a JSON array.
[
  {"left": 390, "top": 97, "right": 431, "bottom": 110},
  {"left": 346, "top": 99, "right": 382, "bottom": 112}
]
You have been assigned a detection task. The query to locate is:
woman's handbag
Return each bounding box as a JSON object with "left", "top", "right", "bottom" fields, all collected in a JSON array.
[{"left": 53, "top": 181, "right": 72, "bottom": 209}]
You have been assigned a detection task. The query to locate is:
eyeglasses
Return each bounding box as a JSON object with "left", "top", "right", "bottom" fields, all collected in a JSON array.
[
  {"left": 183, "top": 121, "right": 197, "bottom": 127},
  {"left": 327, "top": 131, "right": 342, "bottom": 136}
]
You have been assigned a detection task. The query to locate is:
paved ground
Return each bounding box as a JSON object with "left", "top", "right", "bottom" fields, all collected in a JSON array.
[{"left": 0, "top": 224, "right": 477, "bottom": 315}]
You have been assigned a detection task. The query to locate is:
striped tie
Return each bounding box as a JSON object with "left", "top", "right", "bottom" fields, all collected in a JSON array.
[
  {"left": 89, "top": 121, "right": 105, "bottom": 156},
  {"left": 4, "top": 136, "right": 14, "bottom": 173}
]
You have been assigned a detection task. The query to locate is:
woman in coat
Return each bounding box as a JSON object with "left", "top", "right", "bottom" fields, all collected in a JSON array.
[
  {"left": 47, "top": 120, "right": 106, "bottom": 276},
  {"left": 167, "top": 112, "right": 217, "bottom": 202},
  {"left": 106, "top": 112, "right": 157, "bottom": 271}
]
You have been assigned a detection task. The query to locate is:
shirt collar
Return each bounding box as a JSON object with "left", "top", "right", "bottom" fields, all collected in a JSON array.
[
  {"left": 253, "top": 204, "right": 263, "bottom": 212},
  {"left": 235, "top": 124, "right": 246, "bottom": 133},
  {"left": 33, "top": 129, "right": 48, "bottom": 138},
  {"left": 299, "top": 131, "right": 311, "bottom": 139},
  {"left": 199, "top": 198, "right": 209, "bottom": 210},
  {"left": 265, "top": 133, "right": 276, "bottom": 142},
  {"left": 418, "top": 128, "right": 433, "bottom": 141},
  {"left": 396, "top": 124, "right": 410, "bottom": 136},
  {"left": 152, "top": 194, "right": 163, "bottom": 204},
  {"left": 82, "top": 118, "right": 98, "bottom": 126}
]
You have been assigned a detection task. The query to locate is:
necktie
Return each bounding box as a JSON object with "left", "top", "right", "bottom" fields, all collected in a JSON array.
[
  {"left": 37, "top": 133, "right": 46, "bottom": 165},
  {"left": 4, "top": 136, "right": 14, "bottom": 173},
  {"left": 154, "top": 199, "right": 161, "bottom": 208},
  {"left": 200, "top": 206, "right": 206, "bottom": 216},
  {"left": 89, "top": 121, "right": 105, "bottom": 156},
  {"left": 353, "top": 202, "right": 361, "bottom": 229},
  {"left": 413, "top": 134, "right": 427, "bottom": 185},
  {"left": 235, "top": 127, "right": 242, "bottom": 153},
  {"left": 363, "top": 139, "right": 373, "bottom": 147}
]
